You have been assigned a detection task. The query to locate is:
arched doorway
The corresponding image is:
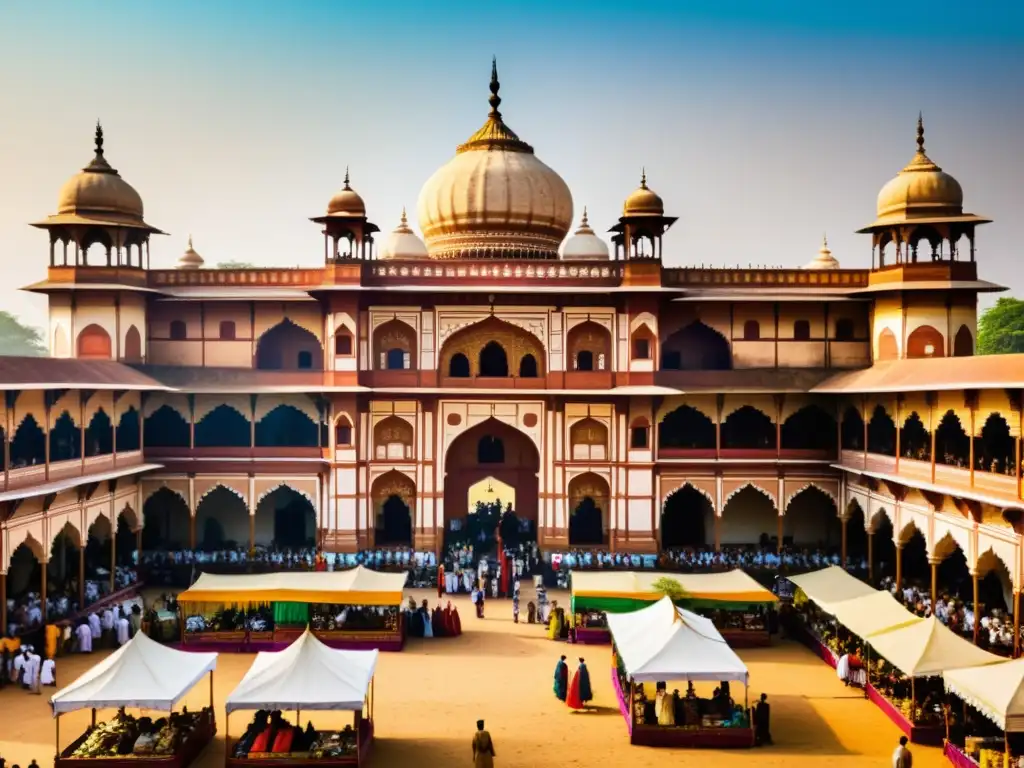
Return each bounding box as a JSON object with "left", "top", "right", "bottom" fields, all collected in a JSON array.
[
  {"left": 256, "top": 486, "right": 317, "bottom": 549},
  {"left": 194, "top": 486, "right": 250, "bottom": 550},
  {"left": 50, "top": 524, "right": 82, "bottom": 615},
  {"left": 660, "top": 484, "right": 714, "bottom": 549},
  {"left": 783, "top": 486, "right": 840, "bottom": 547},
  {"left": 85, "top": 514, "right": 113, "bottom": 602},
  {"left": 845, "top": 500, "right": 868, "bottom": 565},
  {"left": 444, "top": 418, "right": 539, "bottom": 546},
  {"left": 6, "top": 537, "right": 44, "bottom": 608},
  {"left": 370, "top": 471, "right": 415, "bottom": 547},
  {"left": 143, "top": 488, "right": 191, "bottom": 550},
  {"left": 899, "top": 524, "right": 929, "bottom": 586},
  {"left": 568, "top": 473, "right": 610, "bottom": 546},
  {"left": 870, "top": 512, "right": 896, "bottom": 580},
  {"left": 720, "top": 485, "right": 777, "bottom": 546}
]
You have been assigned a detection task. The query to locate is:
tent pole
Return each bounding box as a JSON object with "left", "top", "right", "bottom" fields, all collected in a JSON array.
[
  {"left": 297, "top": 708, "right": 301, "bottom": 723},
  {"left": 225, "top": 712, "right": 230, "bottom": 758},
  {"left": 911, "top": 678, "right": 916, "bottom": 725},
  {"left": 91, "top": 708, "right": 96, "bottom": 727},
  {"left": 56, "top": 712, "right": 60, "bottom": 760},
  {"left": 209, "top": 669, "right": 214, "bottom": 710}
]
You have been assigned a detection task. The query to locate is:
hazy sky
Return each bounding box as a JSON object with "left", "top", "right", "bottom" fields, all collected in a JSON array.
[{"left": 1, "top": 1, "right": 1022, "bottom": 330}]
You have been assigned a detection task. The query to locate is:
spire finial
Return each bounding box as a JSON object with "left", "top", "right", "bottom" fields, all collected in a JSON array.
[
  {"left": 488, "top": 56, "right": 501, "bottom": 116},
  {"left": 582, "top": 205, "right": 589, "bottom": 226},
  {"left": 400, "top": 206, "right": 407, "bottom": 225},
  {"left": 94, "top": 120, "right": 105, "bottom": 158},
  {"left": 187, "top": 234, "right": 194, "bottom": 250},
  {"left": 343, "top": 166, "right": 351, "bottom": 188},
  {"left": 822, "top": 232, "right": 828, "bottom": 249},
  {"left": 640, "top": 167, "right": 647, "bottom": 188},
  {"left": 916, "top": 112, "right": 925, "bottom": 153}
]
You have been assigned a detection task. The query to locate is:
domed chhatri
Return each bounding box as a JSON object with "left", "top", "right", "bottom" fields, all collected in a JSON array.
[
  {"left": 381, "top": 208, "right": 428, "bottom": 260},
  {"left": 326, "top": 167, "right": 367, "bottom": 217},
  {"left": 416, "top": 58, "right": 574, "bottom": 260},
  {"left": 177, "top": 235, "right": 205, "bottom": 270},
  {"left": 805, "top": 234, "right": 840, "bottom": 270},
  {"left": 622, "top": 169, "right": 664, "bottom": 217},
  {"left": 561, "top": 207, "right": 610, "bottom": 261},
  {"left": 51, "top": 122, "right": 155, "bottom": 230},
  {"left": 872, "top": 115, "right": 963, "bottom": 224}
]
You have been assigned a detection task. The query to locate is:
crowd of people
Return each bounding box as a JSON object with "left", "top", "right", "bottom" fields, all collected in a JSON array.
[
  {"left": 404, "top": 598, "right": 462, "bottom": 637},
  {"left": 879, "top": 576, "right": 1019, "bottom": 654}
]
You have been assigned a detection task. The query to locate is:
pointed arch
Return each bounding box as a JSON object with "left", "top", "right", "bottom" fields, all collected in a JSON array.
[
  {"left": 439, "top": 317, "right": 545, "bottom": 379},
  {"left": 256, "top": 319, "right": 323, "bottom": 371},
  {"left": 566, "top": 321, "right": 611, "bottom": 372},
  {"left": 77, "top": 324, "right": 112, "bottom": 360},
  {"left": 142, "top": 487, "right": 191, "bottom": 550},
  {"left": 373, "top": 415, "right": 414, "bottom": 461},
  {"left": 877, "top": 328, "right": 898, "bottom": 361},
  {"left": 85, "top": 407, "right": 114, "bottom": 456},
  {"left": 907, "top": 325, "right": 944, "bottom": 358},
  {"left": 661, "top": 321, "right": 731, "bottom": 371},
  {"left": 661, "top": 483, "right": 714, "bottom": 549},
  {"left": 194, "top": 485, "right": 250, "bottom": 550},
  {"left": 50, "top": 410, "right": 82, "bottom": 461},
  {"left": 784, "top": 486, "right": 840, "bottom": 546},
  {"left": 371, "top": 470, "right": 416, "bottom": 547},
  {"left": 841, "top": 405, "right": 865, "bottom": 451},
  {"left": 373, "top": 318, "right": 417, "bottom": 371},
  {"left": 195, "top": 403, "right": 252, "bottom": 448},
  {"left": 568, "top": 472, "right": 610, "bottom": 546},
  {"left": 255, "top": 403, "right": 319, "bottom": 448},
  {"left": 144, "top": 404, "right": 190, "bottom": 448},
  {"left": 721, "top": 406, "right": 775, "bottom": 450},
  {"left": 721, "top": 484, "right": 777, "bottom": 546},
  {"left": 658, "top": 404, "right": 716, "bottom": 451},
  {"left": 53, "top": 324, "right": 70, "bottom": 357},
  {"left": 10, "top": 413, "right": 46, "bottom": 467},
  {"left": 867, "top": 404, "right": 896, "bottom": 455},
  {"left": 936, "top": 409, "right": 970, "bottom": 468},
  {"left": 569, "top": 417, "right": 608, "bottom": 461},
  {"left": 953, "top": 325, "right": 974, "bottom": 357},
  {"left": 123, "top": 325, "right": 143, "bottom": 362},
  {"left": 255, "top": 485, "right": 317, "bottom": 549},
  {"left": 781, "top": 405, "right": 837, "bottom": 451}
]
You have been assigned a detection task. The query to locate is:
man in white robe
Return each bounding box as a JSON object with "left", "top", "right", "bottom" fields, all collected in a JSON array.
[
  {"left": 12, "top": 648, "right": 26, "bottom": 685},
  {"left": 26, "top": 647, "right": 41, "bottom": 693},
  {"left": 76, "top": 621, "right": 93, "bottom": 653},
  {"left": 115, "top": 612, "right": 131, "bottom": 645},
  {"left": 88, "top": 612, "right": 102, "bottom": 640},
  {"left": 40, "top": 657, "right": 56, "bottom": 687}
]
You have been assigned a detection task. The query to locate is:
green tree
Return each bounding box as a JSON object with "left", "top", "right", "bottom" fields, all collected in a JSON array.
[
  {"left": 977, "top": 298, "right": 1024, "bottom": 354},
  {"left": 215, "top": 261, "right": 256, "bottom": 269},
  {"left": 0, "top": 311, "right": 46, "bottom": 356}
]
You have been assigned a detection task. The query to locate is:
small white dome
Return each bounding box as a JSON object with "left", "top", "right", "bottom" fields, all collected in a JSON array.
[
  {"left": 177, "top": 235, "right": 204, "bottom": 270},
  {"left": 805, "top": 234, "right": 840, "bottom": 270},
  {"left": 381, "top": 208, "right": 428, "bottom": 260},
  {"left": 561, "top": 207, "right": 610, "bottom": 261}
]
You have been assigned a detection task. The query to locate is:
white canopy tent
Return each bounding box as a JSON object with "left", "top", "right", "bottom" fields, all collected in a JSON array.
[
  {"left": 50, "top": 631, "right": 218, "bottom": 715},
  {"left": 605, "top": 596, "right": 749, "bottom": 684},
  {"left": 945, "top": 659, "right": 1024, "bottom": 732},
  {"left": 824, "top": 591, "right": 921, "bottom": 638},
  {"left": 786, "top": 566, "right": 876, "bottom": 609},
  {"left": 866, "top": 615, "right": 1005, "bottom": 677},
  {"left": 226, "top": 628, "right": 378, "bottom": 713}
]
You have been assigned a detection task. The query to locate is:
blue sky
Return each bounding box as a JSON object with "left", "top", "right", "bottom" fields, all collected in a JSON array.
[{"left": 1, "top": 1, "right": 1021, "bottom": 328}]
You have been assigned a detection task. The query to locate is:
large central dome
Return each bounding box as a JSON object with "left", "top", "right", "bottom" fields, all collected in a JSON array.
[{"left": 416, "top": 60, "right": 574, "bottom": 260}]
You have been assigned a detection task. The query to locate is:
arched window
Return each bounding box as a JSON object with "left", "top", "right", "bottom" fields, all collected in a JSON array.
[
  {"left": 793, "top": 320, "right": 811, "bottom": 341},
  {"left": 518, "top": 354, "right": 538, "bottom": 378},
  {"left": 373, "top": 319, "right": 416, "bottom": 371},
  {"left": 123, "top": 325, "right": 142, "bottom": 362},
  {"left": 907, "top": 325, "right": 944, "bottom": 358},
  {"left": 195, "top": 404, "right": 251, "bottom": 448},
  {"left": 834, "top": 318, "right": 855, "bottom": 342},
  {"left": 630, "top": 418, "right": 650, "bottom": 449},
  {"left": 77, "top": 324, "right": 112, "bottom": 360},
  {"left": 953, "top": 325, "right": 974, "bottom": 357},
  {"left": 900, "top": 412, "right": 931, "bottom": 461},
  {"left": 567, "top": 321, "right": 611, "bottom": 372},
  {"left": 478, "top": 436, "right": 505, "bottom": 464},
  {"left": 144, "top": 405, "right": 190, "bottom": 448},
  {"left": 449, "top": 353, "right": 470, "bottom": 378},
  {"left": 116, "top": 406, "right": 141, "bottom": 452},
  {"left": 658, "top": 405, "right": 716, "bottom": 450},
  {"left": 935, "top": 410, "right": 970, "bottom": 467},
  {"left": 877, "top": 329, "right": 899, "bottom": 361},
  {"left": 780, "top": 405, "right": 836, "bottom": 451},
  {"left": 867, "top": 405, "right": 896, "bottom": 455},
  {"left": 841, "top": 406, "right": 864, "bottom": 450},
  {"left": 169, "top": 320, "right": 187, "bottom": 341},
  {"left": 479, "top": 341, "right": 509, "bottom": 377},
  {"left": 576, "top": 351, "right": 594, "bottom": 371},
  {"left": 256, "top": 320, "right": 323, "bottom": 371},
  {"left": 255, "top": 404, "right": 319, "bottom": 448},
  {"left": 721, "top": 406, "right": 775, "bottom": 450},
  {"left": 661, "top": 322, "right": 731, "bottom": 371},
  {"left": 85, "top": 408, "right": 114, "bottom": 456},
  {"left": 50, "top": 411, "right": 82, "bottom": 461},
  {"left": 335, "top": 417, "right": 353, "bottom": 447},
  {"left": 335, "top": 330, "right": 353, "bottom": 356},
  {"left": 742, "top": 320, "right": 760, "bottom": 341},
  {"left": 219, "top": 321, "right": 236, "bottom": 340}
]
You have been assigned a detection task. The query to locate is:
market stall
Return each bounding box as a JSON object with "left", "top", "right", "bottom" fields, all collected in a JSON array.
[
  {"left": 944, "top": 659, "right": 1024, "bottom": 767},
  {"left": 606, "top": 596, "right": 754, "bottom": 748},
  {"left": 177, "top": 567, "right": 408, "bottom": 651},
  {"left": 50, "top": 632, "right": 218, "bottom": 768},
  {"left": 863, "top": 616, "right": 1004, "bottom": 745},
  {"left": 225, "top": 629, "right": 378, "bottom": 766},
  {"left": 569, "top": 570, "right": 777, "bottom": 646}
]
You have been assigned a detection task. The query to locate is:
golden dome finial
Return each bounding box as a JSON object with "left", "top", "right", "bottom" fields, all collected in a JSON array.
[
  {"left": 916, "top": 112, "right": 925, "bottom": 154},
  {"left": 489, "top": 56, "right": 501, "bottom": 117},
  {"left": 188, "top": 234, "right": 193, "bottom": 250},
  {"left": 94, "top": 120, "right": 105, "bottom": 158},
  {"left": 581, "top": 205, "right": 589, "bottom": 226},
  {"left": 400, "top": 206, "right": 408, "bottom": 226},
  {"left": 641, "top": 167, "right": 647, "bottom": 188},
  {"left": 822, "top": 232, "right": 828, "bottom": 249},
  {"left": 343, "top": 166, "right": 351, "bottom": 189}
]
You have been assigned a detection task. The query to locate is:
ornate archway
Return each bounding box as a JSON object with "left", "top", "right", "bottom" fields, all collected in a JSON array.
[
  {"left": 444, "top": 418, "right": 540, "bottom": 528},
  {"left": 438, "top": 318, "right": 546, "bottom": 379},
  {"left": 568, "top": 472, "right": 610, "bottom": 546},
  {"left": 256, "top": 486, "right": 317, "bottom": 549},
  {"left": 370, "top": 470, "right": 415, "bottom": 547}
]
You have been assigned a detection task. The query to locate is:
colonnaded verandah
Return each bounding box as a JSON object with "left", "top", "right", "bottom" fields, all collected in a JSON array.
[{"left": 1, "top": 60, "right": 1023, "bottom": 627}]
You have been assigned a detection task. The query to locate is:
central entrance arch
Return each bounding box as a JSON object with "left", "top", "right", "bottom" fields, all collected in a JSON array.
[{"left": 444, "top": 418, "right": 540, "bottom": 541}]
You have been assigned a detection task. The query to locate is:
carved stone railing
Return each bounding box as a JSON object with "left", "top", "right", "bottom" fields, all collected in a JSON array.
[
  {"left": 362, "top": 260, "right": 624, "bottom": 286},
  {"left": 662, "top": 267, "right": 870, "bottom": 288}
]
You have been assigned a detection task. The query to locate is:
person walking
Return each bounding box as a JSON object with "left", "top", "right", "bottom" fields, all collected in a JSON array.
[
  {"left": 471, "top": 719, "right": 496, "bottom": 768},
  {"left": 892, "top": 735, "right": 912, "bottom": 768},
  {"left": 754, "top": 693, "right": 772, "bottom": 745}
]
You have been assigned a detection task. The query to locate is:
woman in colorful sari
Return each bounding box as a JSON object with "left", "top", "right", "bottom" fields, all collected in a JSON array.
[
  {"left": 547, "top": 604, "right": 563, "bottom": 640},
  {"left": 448, "top": 601, "right": 462, "bottom": 636}
]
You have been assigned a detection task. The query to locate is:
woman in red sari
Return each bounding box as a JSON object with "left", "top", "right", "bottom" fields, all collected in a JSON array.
[{"left": 566, "top": 658, "right": 592, "bottom": 711}]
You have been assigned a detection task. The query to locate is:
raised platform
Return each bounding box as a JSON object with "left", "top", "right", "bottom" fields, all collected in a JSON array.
[
  {"left": 180, "top": 630, "right": 402, "bottom": 653},
  {"left": 611, "top": 666, "right": 754, "bottom": 748},
  {"left": 56, "top": 710, "right": 215, "bottom": 768},
  {"left": 227, "top": 719, "right": 373, "bottom": 767}
]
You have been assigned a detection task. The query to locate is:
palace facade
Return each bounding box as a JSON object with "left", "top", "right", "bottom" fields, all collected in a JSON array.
[{"left": 2, "top": 63, "right": 1023, "bottom": 621}]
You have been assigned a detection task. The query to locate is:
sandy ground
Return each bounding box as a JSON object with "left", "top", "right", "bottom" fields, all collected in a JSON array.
[{"left": 0, "top": 589, "right": 948, "bottom": 767}]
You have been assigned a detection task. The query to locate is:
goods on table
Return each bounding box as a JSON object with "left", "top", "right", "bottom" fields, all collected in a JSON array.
[{"left": 68, "top": 708, "right": 210, "bottom": 758}]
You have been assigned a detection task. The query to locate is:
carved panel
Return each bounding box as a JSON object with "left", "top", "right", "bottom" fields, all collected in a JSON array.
[{"left": 438, "top": 317, "right": 546, "bottom": 377}]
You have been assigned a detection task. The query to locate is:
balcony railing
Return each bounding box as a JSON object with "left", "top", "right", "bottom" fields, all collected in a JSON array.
[{"left": 2, "top": 450, "right": 146, "bottom": 492}]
